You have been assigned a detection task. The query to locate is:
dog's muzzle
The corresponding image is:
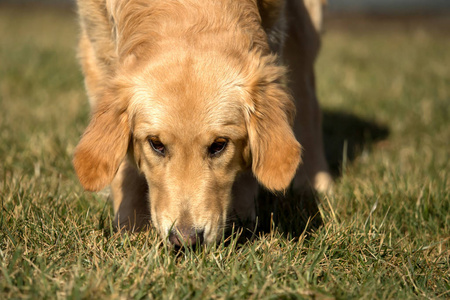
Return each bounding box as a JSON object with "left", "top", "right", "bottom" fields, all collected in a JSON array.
[{"left": 168, "top": 227, "right": 205, "bottom": 247}]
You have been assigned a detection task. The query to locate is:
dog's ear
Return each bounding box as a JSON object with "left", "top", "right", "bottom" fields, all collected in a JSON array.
[
  {"left": 244, "top": 62, "right": 302, "bottom": 192},
  {"left": 73, "top": 99, "right": 130, "bottom": 192}
]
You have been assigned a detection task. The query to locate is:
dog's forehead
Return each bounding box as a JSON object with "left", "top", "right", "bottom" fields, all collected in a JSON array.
[
  {"left": 127, "top": 47, "right": 251, "bottom": 142},
  {"left": 129, "top": 64, "right": 246, "bottom": 140},
  {"left": 131, "top": 92, "right": 243, "bottom": 128}
]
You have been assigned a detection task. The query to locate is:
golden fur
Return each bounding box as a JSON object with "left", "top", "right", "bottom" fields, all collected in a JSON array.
[{"left": 74, "top": 0, "right": 332, "bottom": 245}]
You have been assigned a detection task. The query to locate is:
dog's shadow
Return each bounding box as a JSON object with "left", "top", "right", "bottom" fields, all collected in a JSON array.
[
  {"left": 248, "top": 110, "right": 390, "bottom": 239},
  {"left": 322, "top": 110, "right": 389, "bottom": 177}
]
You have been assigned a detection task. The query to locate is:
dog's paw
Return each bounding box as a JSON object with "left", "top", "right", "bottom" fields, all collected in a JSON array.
[{"left": 313, "top": 171, "right": 334, "bottom": 194}]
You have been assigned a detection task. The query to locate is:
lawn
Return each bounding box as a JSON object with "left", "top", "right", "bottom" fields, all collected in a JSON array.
[{"left": 1, "top": 5, "right": 449, "bottom": 299}]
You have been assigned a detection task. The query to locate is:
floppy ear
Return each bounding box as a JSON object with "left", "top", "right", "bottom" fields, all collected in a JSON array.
[
  {"left": 244, "top": 66, "right": 302, "bottom": 192},
  {"left": 73, "top": 101, "right": 130, "bottom": 192}
]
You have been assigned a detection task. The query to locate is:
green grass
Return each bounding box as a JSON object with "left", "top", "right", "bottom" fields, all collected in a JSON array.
[{"left": 1, "top": 6, "right": 449, "bottom": 299}]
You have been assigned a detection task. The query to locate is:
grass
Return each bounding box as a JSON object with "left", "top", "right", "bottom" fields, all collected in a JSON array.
[{"left": 1, "top": 6, "right": 449, "bottom": 299}]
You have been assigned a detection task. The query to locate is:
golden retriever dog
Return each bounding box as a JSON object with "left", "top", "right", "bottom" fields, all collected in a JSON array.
[{"left": 73, "top": 0, "right": 332, "bottom": 246}]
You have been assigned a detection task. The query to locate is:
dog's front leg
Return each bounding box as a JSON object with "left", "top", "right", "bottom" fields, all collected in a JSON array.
[
  {"left": 231, "top": 170, "right": 260, "bottom": 226},
  {"left": 283, "top": 0, "right": 332, "bottom": 193},
  {"left": 110, "top": 159, "right": 150, "bottom": 231}
]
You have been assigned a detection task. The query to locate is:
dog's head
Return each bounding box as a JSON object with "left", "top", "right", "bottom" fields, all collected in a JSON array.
[{"left": 73, "top": 1, "right": 301, "bottom": 245}]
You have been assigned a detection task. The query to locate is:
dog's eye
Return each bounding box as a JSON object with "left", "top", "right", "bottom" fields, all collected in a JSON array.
[
  {"left": 209, "top": 138, "right": 228, "bottom": 157},
  {"left": 148, "top": 137, "right": 165, "bottom": 156}
]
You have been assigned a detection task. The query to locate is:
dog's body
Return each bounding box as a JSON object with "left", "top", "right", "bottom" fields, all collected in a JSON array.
[{"left": 74, "top": 0, "right": 332, "bottom": 245}]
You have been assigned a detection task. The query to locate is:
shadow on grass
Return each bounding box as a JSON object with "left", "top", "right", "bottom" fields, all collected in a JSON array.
[
  {"left": 245, "top": 110, "right": 390, "bottom": 240},
  {"left": 322, "top": 110, "right": 390, "bottom": 177},
  {"left": 253, "top": 187, "right": 323, "bottom": 237}
]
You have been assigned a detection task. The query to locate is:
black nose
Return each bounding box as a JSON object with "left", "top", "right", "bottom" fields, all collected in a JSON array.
[{"left": 168, "top": 227, "right": 205, "bottom": 247}]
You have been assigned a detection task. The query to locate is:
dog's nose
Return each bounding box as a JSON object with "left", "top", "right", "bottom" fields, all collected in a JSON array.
[{"left": 168, "top": 227, "right": 204, "bottom": 247}]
